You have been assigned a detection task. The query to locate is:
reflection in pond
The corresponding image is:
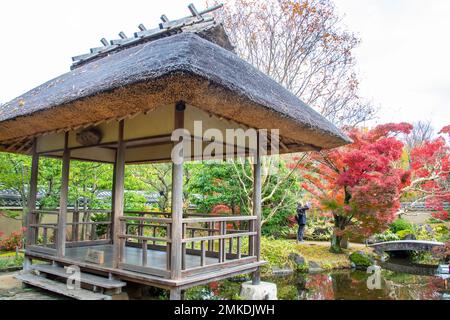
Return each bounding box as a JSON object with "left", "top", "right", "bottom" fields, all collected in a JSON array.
[{"left": 185, "top": 260, "right": 449, "bottom": 300}]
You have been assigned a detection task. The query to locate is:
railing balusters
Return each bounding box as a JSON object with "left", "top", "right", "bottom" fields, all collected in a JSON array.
[
  {"left": 237, "top": 236, "right": 241, "bottom": 259},
  {"left": 190, "top": 229, "right": 195, "bottom": 249},
  {"left": 138, "top": 220, "right": 144, "bottom": 244},
  {"left": 248, "top": 220, "right": 254, "bottom": 256},
  {"left": 181, "top": 243, "right": 186, "bottom": 270},
  {"left": 208, "top": 222, "right": 213, "bottom": 251},
  {"left": 72, "top": 211, "right": 79, "bottom": 242},
  {"left": 43, "top": 227, "right": 48, "bottom": 246},
  {"left": 91, "top": 224, "right": 97, "bottom": 240},
  {"left": 166, "top": 223, "right": 171, "bottom": 271},
  {"left": 218, "top": 221, "right": 224, "bottom": 263},
  {"left": 119, "top": 220, "right": 125, "bottom": 263},
  {"left": 201, "top": 240, "right": 206, "bottom": 267},
  {"left": 152, "top": 226, "right": 156, "bottom": 245},
  {"left": 221, "top": 222, "right": 226, "bottom": 262},
  {"left": 142, "top": 240, "right": 148, "bottom": 266}
]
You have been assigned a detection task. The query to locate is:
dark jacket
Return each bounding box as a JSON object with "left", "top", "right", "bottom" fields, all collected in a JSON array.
[{"left": 296, "top": 206, "right": 309, "bottom": 225}]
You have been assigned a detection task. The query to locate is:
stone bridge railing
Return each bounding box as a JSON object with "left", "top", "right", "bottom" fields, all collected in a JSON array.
[{"left": 369, "top": 240, "right": 444, "bottom": 253}]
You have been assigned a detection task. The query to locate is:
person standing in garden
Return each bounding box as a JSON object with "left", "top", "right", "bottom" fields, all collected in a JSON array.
[{"left": 296, "top": 202, "right": 310, "bottom": 243}]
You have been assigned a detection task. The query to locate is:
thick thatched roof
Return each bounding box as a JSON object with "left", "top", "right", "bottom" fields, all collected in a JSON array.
[{"left": 0, "top": 25, "right": 351, "bottom": 152}]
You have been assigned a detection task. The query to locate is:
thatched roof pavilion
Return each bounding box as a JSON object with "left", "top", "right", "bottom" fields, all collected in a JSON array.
[{"left": 1, "top": 4, "right": 350, "bottom": 300}]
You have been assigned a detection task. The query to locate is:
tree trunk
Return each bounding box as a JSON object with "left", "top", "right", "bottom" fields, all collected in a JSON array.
[
  {"left": 330, "top": 233, "right": 343, "bottom": 253},
  {"left": 330, "top": 215, "right": 346, "bottom": 253}
]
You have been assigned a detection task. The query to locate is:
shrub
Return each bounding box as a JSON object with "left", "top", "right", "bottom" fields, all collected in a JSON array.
[
  {"left": 374, "top": 230, "right": 400, "bottom": 242},
  {"left": 389, "top": 219, "right": 412, "bottom": 233},
  {"left": 0, "top": 228, "right": 25, "bottom": 251},
  {"left": 211, "top": 204, "right": 232, "bottom": 215},
  {"left": 396, "top": 229, "right": 415, "bottom": 240},
  {"left": 349, "top": 251, "right": 373, "bottom": 268},
  {"left": 431, "top": 211, "right": 449, "bottom": 221}
]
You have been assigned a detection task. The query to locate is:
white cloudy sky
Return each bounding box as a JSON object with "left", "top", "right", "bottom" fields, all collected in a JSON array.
[
  {"left": 333, "top": 0, "right": 450, "bottom": 131},
  {"left": 0, "top": 0, "right": 448, "bottom": 131}
]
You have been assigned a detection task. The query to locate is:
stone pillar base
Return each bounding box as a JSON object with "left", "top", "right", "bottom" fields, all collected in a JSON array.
[{"left": 240, "top": 281, "right": 277, "bottom": 300}]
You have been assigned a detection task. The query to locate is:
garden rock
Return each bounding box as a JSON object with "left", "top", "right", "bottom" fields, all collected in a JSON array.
[
  {"left": 272, "top": 266, "right": 294, "bottom": 276},
  {"left": 308, "top": 261, "right": 324, "bottom": 273},
  {"left": 240, "top": 281, "right": 277, "bottom": 300},
  {"left": 403, "top": 234, "right": 417, "bottom": 240},
  {"left": 288, "top": 253, "right": 306, "bottom": 266}
]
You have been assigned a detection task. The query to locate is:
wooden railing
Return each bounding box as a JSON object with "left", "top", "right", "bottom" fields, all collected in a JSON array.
[
  {"left": 118, "top": 215, "right": 172, "bottom": 277},
  {"left": 180, "top": 216, "right": 257, "bottom": 277},
  {"left": 66, "top": 209, "right": 112, "bottom": 247},
  {"left": 27, "top": 209, "right": 259, "bottom": 279},
  {"left": 27, "top": 210, "right": 59, "bottom": 255},
  {"left": 117, "top": 213, "right": 258, "bottom": 279},
  {"left": 27, "top": 209, "right": 112, "bottom": 255}
]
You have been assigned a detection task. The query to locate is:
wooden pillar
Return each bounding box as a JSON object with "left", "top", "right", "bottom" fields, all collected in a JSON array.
[
  {"left": 252, "top": 134, "right": 262, "bottom": 285},
  {"left": 26, "top": 138, "right": 39, "bottom": 247},
  {"left": 170, "top": 287, "right": 182, "bottom": 300},
  {"left": 110, "top": 156, "right": 117, "bottom": 243},
  {"left": 113, "top": 121, "right": 126, "bottom": 268},
  {"left": 57, "top": 133, "right": 70, "bottom": 257},
  {"left": 170, "top": 101, "right": 185, "bottom": 281}
]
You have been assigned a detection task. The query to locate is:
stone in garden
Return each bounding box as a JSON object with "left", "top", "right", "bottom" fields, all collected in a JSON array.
[
  {"left": 403, "top": 234, "right": 416, "bottom": 240},
  {"left": 288, "top": 253, "right": 306, "bottom": 265},
  {"left": 240, "top": 281, "right": 277, "bottom": 300},
  {"left": 308, "top": 261, "right": 324, "bottom": 273},
  {"left": 272, "top": 266, "right": 294, "bottom": 276}
]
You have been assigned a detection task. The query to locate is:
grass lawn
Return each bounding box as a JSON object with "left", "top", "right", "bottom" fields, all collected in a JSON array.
[
  {"left": 260, "top": 237, "right": 373, "bottom": 274},
  {"left": 0, "top": 251, "right": 23, "bottom": 270}
]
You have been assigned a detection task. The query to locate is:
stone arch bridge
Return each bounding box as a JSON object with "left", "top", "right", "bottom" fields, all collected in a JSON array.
[{"left": 369, "top": 240, "right": 444, "bottom": 254}]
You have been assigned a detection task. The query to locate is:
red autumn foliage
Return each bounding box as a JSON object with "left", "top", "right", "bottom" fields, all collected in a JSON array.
[
  {"left": 405, "top": 125, "right": 450, "bottom": 219},
  {"left": 292, "top": 123, "right": 413, "bottom": 249},
  {"left": 0, "top": 227, "right": 26, "bottom": 251},
  {"left": 211, "top": 204, "right": 232, "bottom": 215}
]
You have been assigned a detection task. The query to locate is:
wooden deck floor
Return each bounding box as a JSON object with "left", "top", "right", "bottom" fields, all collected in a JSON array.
[{"left": 65, "top": 244, "right": 219, "bottom": 270}]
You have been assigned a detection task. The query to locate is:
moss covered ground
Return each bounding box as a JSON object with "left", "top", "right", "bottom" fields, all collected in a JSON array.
[{"left": 260, "top": 237, "right": 373, "bottom": 274}]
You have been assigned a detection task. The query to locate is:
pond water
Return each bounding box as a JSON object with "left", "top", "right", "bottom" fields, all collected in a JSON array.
[{"left": 186, "top": 260, "right": 450, "bottom": 300}]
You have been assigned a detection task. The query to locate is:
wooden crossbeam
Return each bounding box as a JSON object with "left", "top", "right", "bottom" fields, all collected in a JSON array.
[
  {"left": 160, "top": 15, "right": 169, "bottom": 23},
  {"left": 188, "top": 3, "right": 202, "bottom": 19},
  {"left": 100, "top": 38, "right": 109, "bottom": 46}
]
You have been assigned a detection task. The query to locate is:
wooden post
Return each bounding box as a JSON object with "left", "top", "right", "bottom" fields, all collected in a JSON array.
[
  {"left": 110, "top": 157, "right": 117, "bottom": 243},
  {"left": 113, "top": 121, "right": 126, "bottom": 268},
  {"left": 170, "top": 101, "right": 185, "bottom": 281},
  {"left": 252, "top": 134, "right": 262, "bottom": 285},
  {"left": 72, "top": 210, "right": 79, "bottom": 242},
  {"left": 57, "top": 133, "right": 70, "bottom": 257},
  {"left": 170, "top": 287, "right": 182, "bottom": 300},
  {"left": 200, "top": 241, "right": 206, "bottom": 266},
  {"left": 26, "top": 138, "right": 39, "bottom": 247}
]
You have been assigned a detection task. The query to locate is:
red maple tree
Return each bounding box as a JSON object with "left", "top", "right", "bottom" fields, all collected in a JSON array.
[
  {"left": 402, "top": 125, "right": 450, "bottom": 220},
  {"left": 293, "top": 123, "right": 413, "bottom": 252}
]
